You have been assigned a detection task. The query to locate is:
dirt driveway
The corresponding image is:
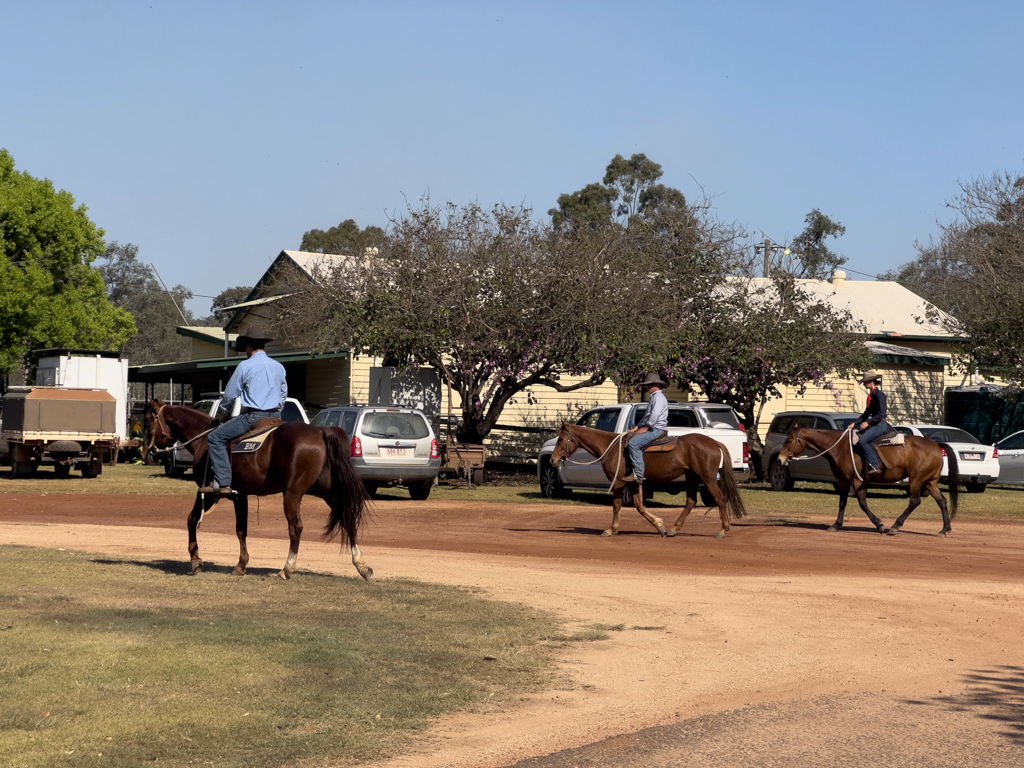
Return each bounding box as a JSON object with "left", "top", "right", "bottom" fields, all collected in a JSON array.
[{"left": 2, "top": 492, "right": 1023, "bottom": 767}]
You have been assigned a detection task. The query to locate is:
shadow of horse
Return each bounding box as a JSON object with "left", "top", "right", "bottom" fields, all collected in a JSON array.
[{"left": 89, "top": 557, "right": 318, "bottom": 579}]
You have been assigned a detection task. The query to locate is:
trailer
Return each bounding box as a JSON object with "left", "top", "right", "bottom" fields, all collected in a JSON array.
[{"left": 1, "top": 387, "right": 118, "bottom": 478}]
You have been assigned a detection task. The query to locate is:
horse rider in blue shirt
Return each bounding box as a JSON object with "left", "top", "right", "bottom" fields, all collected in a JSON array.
[
  {"left": 201, "top": 327, "right": 288, "bottom": 496},
  {"left": 846, "top": 369, "right": 888, "bottom": 479},
  {"left": 624, "top": 372, "right": 670, "bottom": 484}
]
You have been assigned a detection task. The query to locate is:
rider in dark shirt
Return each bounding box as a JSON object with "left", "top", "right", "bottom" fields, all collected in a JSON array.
[{"left": 846, "top": 370, "right": 888, "bottom": 477}]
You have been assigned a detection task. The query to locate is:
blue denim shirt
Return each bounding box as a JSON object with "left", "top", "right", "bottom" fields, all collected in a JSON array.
[
  {"left": 219, "top": 350, "right": 288, "bottom": 415},
  {"left": 639, "top": 389, "right": 669, "bottom": 432}
]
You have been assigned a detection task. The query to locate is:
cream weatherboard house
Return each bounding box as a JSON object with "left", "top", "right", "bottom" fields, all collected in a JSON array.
[{"left": 129, "top": 250, "right": 618, "bottom": 461}]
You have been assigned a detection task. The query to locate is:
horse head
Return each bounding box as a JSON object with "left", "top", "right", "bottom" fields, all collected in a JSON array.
[
  {"left": 550, "top": 422, "right": 580, "bottom": 468},
  {"left": 777, "top": 426, "right": 808, "bottom": 466},
  {"left": 141, "top": 398, "right": 174, "bottom": 461}
]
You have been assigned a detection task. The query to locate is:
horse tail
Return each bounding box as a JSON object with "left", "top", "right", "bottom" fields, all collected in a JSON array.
[
  {"left": 321, "top": 427, "right": 370, "bottom": 546},
  {"left": 939, "top": 442, "right": 960, "bottom": 520},
  {"left": 717, "top": 446, "right": 747, "bottom": 519}
]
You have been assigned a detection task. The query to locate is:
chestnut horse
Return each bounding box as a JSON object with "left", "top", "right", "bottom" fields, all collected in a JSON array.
[
  {"left": 549, "top": 422, "right": 746, "bottom": 538},
  {"left": 143, "top": 398, "right": 372, "bottom": 580},
  {"left": 777, "top": 426, "right": 959, "bottom": 537}
]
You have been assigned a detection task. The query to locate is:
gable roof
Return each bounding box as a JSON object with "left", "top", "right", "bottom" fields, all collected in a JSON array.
[{"left": 223, "top": 250, "right": 348, "bottom": 332}]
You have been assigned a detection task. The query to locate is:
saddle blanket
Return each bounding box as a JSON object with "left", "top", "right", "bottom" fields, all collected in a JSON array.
[
  {"left": 231, "top": 424, "right": 280, "bottom": 454},
  {"left": 852, "top": 429, "right": 904, "bottom": 447}
]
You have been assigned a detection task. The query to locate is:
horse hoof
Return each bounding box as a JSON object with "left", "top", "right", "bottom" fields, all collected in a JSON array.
[
  {"left": 232, "top": 566, "right": 246, "bottom": 576},
  {"left": 190, "top": 560, "right": 203, "bottom": 574},
  {"left": 360, "top": 566, "right": 374, "bottom": 582},
  {"left": 665, "top": 530, "right": 676, "bottom": 538},
  {"left": 278, "top": 570, "right": 291, "bottom": 580},
  {"left": 601, "top": 530, "right": 613, "bottom": 538},
  {"left": 877, "top": 526, "right": 888, "bottom": 535},
  {"left": 887, "top": 526, "right": 899, "bottom": 536},
  {"left": 714, "top": 531, "right": 725, "bottom": 539},
  {"left": 938, "top": 530, "right": 949, "bottom": 538},
  {"left": 826, "top": 525, "right": 839, "bottom": 533},
  {"left": 658, "top": 526, "right": 667, "bottom": 537}
]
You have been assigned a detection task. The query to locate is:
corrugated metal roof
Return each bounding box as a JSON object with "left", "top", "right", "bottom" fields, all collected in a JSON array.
[{"left": 738, "top": 277, "right": 958, "bottom": 337}]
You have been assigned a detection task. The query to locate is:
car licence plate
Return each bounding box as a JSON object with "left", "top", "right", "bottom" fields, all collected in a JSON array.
[
  {"left": 385, "top": 447, "right": 410, "bottom": 457},
  {"left": 960, "top": 452, "right": 982, "bottom": 460}
]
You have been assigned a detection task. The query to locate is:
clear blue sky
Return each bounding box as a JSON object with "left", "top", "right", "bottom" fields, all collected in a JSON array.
[{"left": 3, "top": 1, "right": 1021, "bottom": 315}]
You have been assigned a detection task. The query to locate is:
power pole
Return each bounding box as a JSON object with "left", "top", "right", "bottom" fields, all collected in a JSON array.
[{"left": 763, "top": 237, "right": 772, "bottom": 277}]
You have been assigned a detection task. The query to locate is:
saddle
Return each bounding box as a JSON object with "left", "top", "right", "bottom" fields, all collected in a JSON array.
[
  {"left": 852, "top": 426, "right": 903, "bottom": 470},
  {"left": 626, "top": 432, "right": 677, "bottom": 453},
  {"left": 230, "top": 419, "right": 282, "bottom": 454}
]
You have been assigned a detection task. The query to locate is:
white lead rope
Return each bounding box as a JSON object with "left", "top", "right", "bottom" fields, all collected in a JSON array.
[
  {"left": 149, "top": 427, "right": 216, "bottom": 456},
  {"left": 561, "top": 431, "right": 631, "bottom": 494},
  {"left": 789, "top": 429, "right": 863, "bottom": 482}
]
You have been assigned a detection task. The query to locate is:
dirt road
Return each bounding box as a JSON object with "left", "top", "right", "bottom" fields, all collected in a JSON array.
[{"left": 2, "top": 492, "right": 1023, "bottom": 766}]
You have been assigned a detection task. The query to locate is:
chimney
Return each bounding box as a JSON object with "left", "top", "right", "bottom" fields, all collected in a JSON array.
[{"left": 831, "top": 269, "right": 846, "bottom": 287}]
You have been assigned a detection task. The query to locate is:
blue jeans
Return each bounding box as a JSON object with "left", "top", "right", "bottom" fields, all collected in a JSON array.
[
  {"left": 859, "top": 421, "right": 889, "bottom": 471},
  {"left": 626, "top": 429, "right": 665, "bottom": 481},
  {"left": 208, "top": 410, "right": 279, "bottom": 487}
]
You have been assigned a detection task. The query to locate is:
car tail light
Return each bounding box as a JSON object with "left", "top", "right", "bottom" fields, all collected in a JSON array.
[
  {"left": 742, "top": 442, "right": 750, "bottom": 465},
  {"left": 993, "top": 447, "right": 999, "bottom": 459},
  {"left": 429, "top": 438, "right": 439, "bottom": 459},
  {"left": 350, "top": 436, "right": 362, "bottom": 458},
  {"left": 941, "top": 447, "right": 946, "bottom": 457}
]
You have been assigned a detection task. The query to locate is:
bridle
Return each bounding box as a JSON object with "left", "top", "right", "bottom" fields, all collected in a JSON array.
[
  {"left": 554, "top": 425, "right": 631, "bottom": 493},
  {"left": 143, "top": 403, "right": 171, "bottom": 458},
  {"left": 784, "top": 428, "right": 864, "bottom": 482}
]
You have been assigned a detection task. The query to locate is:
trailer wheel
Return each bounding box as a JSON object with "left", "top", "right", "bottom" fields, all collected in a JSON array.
[
  {"left": 471, "top": 467, "right": 486, "bottom": 486},
  {"left": 53, "top": 463, "right": 71, "bottom": 478}
]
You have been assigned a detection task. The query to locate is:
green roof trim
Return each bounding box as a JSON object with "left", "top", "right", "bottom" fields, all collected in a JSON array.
[
  {"left": 128, "top": 350, "right": 348, "bottom": 381},
  {"left": 870, "top": 351, "right": 948, "bottom": 366}
]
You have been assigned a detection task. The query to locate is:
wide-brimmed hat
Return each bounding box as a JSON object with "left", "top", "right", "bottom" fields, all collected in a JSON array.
[
  {"left": 234, "top": 326, "right": 274, "bottom": 352},
  {"left": 641, "top": 372, "right": 669, "bottom": 388},
  {"left": 860, "top": 370, "right": 882, "bottom": 385}
]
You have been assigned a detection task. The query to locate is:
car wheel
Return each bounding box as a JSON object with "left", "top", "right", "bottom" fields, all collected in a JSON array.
[
  {"left": 769, "top": 459, "right": 794, "bottom": 492},
  {"left": 965, "top": 482, "right": 987, "bottom": 494},
  {"left": 540, "top": 460, "right": 571, "bottom": 499},
  {"left": 408, "top": 479, "right": 432, "bottom": 501}
]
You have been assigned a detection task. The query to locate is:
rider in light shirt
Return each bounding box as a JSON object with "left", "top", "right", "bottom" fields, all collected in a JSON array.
[{"left": 624, "top": 372, "right": 670, "bottom": 484}]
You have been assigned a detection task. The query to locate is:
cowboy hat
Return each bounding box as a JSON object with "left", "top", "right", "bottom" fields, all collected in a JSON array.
[
  {"left": 641, "top": 372, "right": 670, "bottom": 388},
  {"left": 860, "top": 370, "right": 882, "bottom": 385},
  {"left": 234, "top": 326, "right": 274, "bottom": 352}
]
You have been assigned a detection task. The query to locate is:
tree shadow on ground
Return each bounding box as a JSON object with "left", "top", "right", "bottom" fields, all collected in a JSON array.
[{"left": 903, "top": 665, "right": 1024, "bottom": 745}]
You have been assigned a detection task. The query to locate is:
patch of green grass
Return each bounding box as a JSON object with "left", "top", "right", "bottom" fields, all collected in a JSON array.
[
  {"left": 0, "top": 546, "right": 565, "bottom": 768},
  {"left": 0, "top": 463, "right": 197, "bottom": 496}
]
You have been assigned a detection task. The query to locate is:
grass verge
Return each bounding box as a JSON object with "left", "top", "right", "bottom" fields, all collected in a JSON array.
[{"left": 0, "top": 546, "right": 564, "bottom": 768}]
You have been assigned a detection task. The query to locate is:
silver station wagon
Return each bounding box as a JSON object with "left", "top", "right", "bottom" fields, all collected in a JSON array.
[{"left": 310, "top": 404, "right": 441, "bottom": 500}]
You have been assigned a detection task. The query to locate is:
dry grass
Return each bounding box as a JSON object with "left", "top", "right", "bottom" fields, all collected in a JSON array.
[{"left": 0, "top": 546, "right": 565, "bottom": 768}]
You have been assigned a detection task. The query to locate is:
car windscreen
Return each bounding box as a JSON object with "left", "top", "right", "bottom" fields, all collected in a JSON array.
[
  {"left": 918, "top": 427, "right": 979, "bottom": 443},
  {"left": 832, "top": 417, "right": 860, "bottom": 432},
  {"left": 361, "top": 411, "right": 430, "bottom": 439},
  {"left": 701, "top": 408, "right": 740, "bottom": 428}
]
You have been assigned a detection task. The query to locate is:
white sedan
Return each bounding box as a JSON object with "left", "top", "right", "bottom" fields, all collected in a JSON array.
[{"left": 894, "top": 425, "right": 1000, "bottom": 493}]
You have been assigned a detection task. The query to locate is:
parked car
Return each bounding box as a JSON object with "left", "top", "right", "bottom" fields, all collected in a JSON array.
[
  {"left": 893, "top": 425, "right": 999, "bottom": 493},
  {"left": 762, "top": 411, "right": 863, "bottom": 491},
  {"left": 537, "top": 401, "right": 749, "bottom": 499},
  {"left": 163, "top": 397, "right": 309, "bottom": 478},
  {"left": 309, "top": 404, "right": 441, "bottom": 500},
  {"left": 994, "top": 430, "right": 1024, "bottom": 485}
]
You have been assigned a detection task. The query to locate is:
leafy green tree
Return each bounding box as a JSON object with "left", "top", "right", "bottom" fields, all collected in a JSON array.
[
  {"left": 786, "top": 209, "right": 847, "bottom": 278},
  {"left": 0, "top": 149, "right": 134, "bottom": 378},
  {"left": 98, "top": 242, "right": 194, "bottom": 365},
  {"left": 883, "top": 169, "right": 1024, "bottom": 384},
  {"left": 300, "top": 219, "right": 386, "bottom": 255},
  {"left": 285, "top": 200, "right": 718, "bottom": 443},
  {"left": 550, "top": 153, "right": 691, "bottom": 231},
  {"left": 208, "top": 286, "right": 250, "bottom": 314}
]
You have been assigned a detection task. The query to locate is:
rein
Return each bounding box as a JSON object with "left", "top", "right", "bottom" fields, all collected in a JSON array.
[
  {"left": 147, "top": 404, "right": 215, "bottom": 456},
  {"left": 788, "top": 429, "right": 863, "bottom": 482},
  {"left": 559, "top": 427, "right": 632, "bottom": 494}
]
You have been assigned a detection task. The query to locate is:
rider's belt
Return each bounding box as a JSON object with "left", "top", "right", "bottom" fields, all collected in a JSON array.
[{"left": 241, "top": 407, "right": 279, "bottom": 415}]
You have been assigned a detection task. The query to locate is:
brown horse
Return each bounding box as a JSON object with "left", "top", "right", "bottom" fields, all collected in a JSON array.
[
  {"left": 549, "top": 422, "right": 746, "bottom": 538},
  {"left": 143, "top": 398, "right": 372, "bottom": 580},
  {"left": 777, "top": 426, "right": 959, "bottom": 537}
]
